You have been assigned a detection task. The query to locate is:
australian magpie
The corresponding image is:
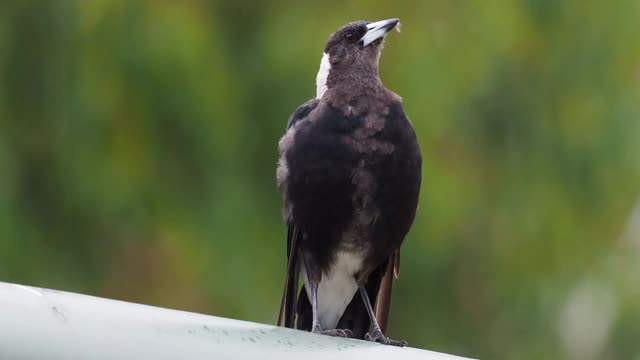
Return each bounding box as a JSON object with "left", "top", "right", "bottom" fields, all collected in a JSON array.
[{"left": 276, "top": 18, "right": 422, "bottom": 346}]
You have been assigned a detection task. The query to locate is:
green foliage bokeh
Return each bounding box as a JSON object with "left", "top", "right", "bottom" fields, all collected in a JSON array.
[{"left": 1, "top": 1, "right": 639, "bottom": 359}]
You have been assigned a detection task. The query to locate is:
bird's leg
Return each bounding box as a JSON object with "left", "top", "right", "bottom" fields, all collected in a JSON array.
[
  {"left": 302, "top": 253, "right": 353, "bottom": 338},
  {"left": 308, "top": 282, "right": 353, "bottom": 338},
  {"left": 300, "top": 252, "right": 324, "bottom": 334},
  {"left": 358, "top": 286, "right": 408, "bottom": 347},
  {"left": 308, "top": 281, "right": 322, "bottom": 333}
]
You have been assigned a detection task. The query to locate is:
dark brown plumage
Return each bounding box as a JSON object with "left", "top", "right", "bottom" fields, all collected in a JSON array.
[{"left": 276, "top": 19, "right": 421, "bottom": 346}]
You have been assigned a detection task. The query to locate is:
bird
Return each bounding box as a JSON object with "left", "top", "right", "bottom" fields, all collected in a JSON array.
[{"left": 276, "top": 18, "right": 422, "bottom": 346}]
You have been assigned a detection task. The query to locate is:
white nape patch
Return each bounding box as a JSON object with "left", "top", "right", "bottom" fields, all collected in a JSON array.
[
  {"left": 316, "top": 52, "right": 331, "bottom": 99},
  {"left": 301, "top": 251, "right": 363, "bottom": 330}
]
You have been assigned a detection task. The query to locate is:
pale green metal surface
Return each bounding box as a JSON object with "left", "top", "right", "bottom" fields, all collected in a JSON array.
[{"left": 0, "top": 282, "right": 474, "bottom": 359}]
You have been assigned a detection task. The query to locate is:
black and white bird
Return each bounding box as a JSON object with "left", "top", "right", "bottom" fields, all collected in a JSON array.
[{"left": 276, "top": 18, "right": 422, "bottom": 346}]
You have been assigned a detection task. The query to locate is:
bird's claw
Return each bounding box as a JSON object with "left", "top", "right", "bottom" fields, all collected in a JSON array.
[
  {"left": 312, "top": 325, "right": 353, "bottom": 338},
  {"left": 320, "top": 329, "right": 353, "bottom": 338},
  {"left": 365, "top": 330, "right": 408, "bottom": 347}
]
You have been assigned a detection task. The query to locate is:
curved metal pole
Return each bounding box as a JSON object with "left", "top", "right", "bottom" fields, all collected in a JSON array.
[{"left": 0, "top": 282, "right": 473, "bottom": 360}]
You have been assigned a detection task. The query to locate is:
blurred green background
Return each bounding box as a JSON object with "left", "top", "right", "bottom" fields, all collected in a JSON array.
[{"left": 1, "top": 1, "right": 639, "bottom": 359}]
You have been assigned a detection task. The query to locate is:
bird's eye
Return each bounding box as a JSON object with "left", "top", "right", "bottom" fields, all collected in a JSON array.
[{"left": 344, "top": 32, "right": 354, "bottom": 41}]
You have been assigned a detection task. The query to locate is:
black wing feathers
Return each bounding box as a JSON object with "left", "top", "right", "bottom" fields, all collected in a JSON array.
[
  {"left": 286, "top": 99, "right": 320, "bottom": 129},
  {"left": 278, "top": 99, "right": 320, "bottom": 328}
]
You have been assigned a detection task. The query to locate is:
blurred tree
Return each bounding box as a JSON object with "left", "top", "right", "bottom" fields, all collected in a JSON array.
[{"left": 0, "top": 1, "right": 639, "bottom": 359}]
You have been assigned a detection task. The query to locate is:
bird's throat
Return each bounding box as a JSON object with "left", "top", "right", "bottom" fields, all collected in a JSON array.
[{"left": 316, "top": 53, "right": 384, "bottom": 103}]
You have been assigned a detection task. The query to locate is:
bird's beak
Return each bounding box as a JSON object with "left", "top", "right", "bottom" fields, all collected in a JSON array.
[{"left": 359, "top": 18, "right": 400, "bottom": 47}]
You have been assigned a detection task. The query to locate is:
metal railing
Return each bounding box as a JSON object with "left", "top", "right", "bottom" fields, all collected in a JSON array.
[{"left": 0, "top": 281, "right": 473, "bottom": 359}]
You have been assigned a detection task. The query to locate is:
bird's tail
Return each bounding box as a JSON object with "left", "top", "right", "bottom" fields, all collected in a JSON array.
[{"left": 277, "top": 227, "right": 300, "bottom": 328}]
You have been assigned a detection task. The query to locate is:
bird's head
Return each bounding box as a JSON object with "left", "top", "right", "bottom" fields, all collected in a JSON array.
[{"left": 316, "top": 19, "right": 401, "bottom": 98}]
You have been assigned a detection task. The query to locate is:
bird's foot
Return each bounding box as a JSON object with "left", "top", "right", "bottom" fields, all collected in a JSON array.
[
  {"left": 321, "top": 329, "right": 353, "bottom": 338},
  {"left": 365, "top": 329, "right": 408, "bottom": 347},
  {"left": 311, "top": 325, "right": 353, "bottom": 338}
]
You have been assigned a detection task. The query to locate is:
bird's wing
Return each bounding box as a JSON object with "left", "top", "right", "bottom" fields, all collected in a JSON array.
[
  {"left": 372, "top": 100, "right": 420, "bottom": 334},
  {"left": 286, "top": 98, "right": 320, "bottom": 130},
  {"left": 375, "top": 250, "right": 400, "bottom": 333},
  {"left": 277, "top": 98, "right": 320, "bottom": 328},
  {"left": 338, "top": 99, "right": 420, "bottom": 338}
]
